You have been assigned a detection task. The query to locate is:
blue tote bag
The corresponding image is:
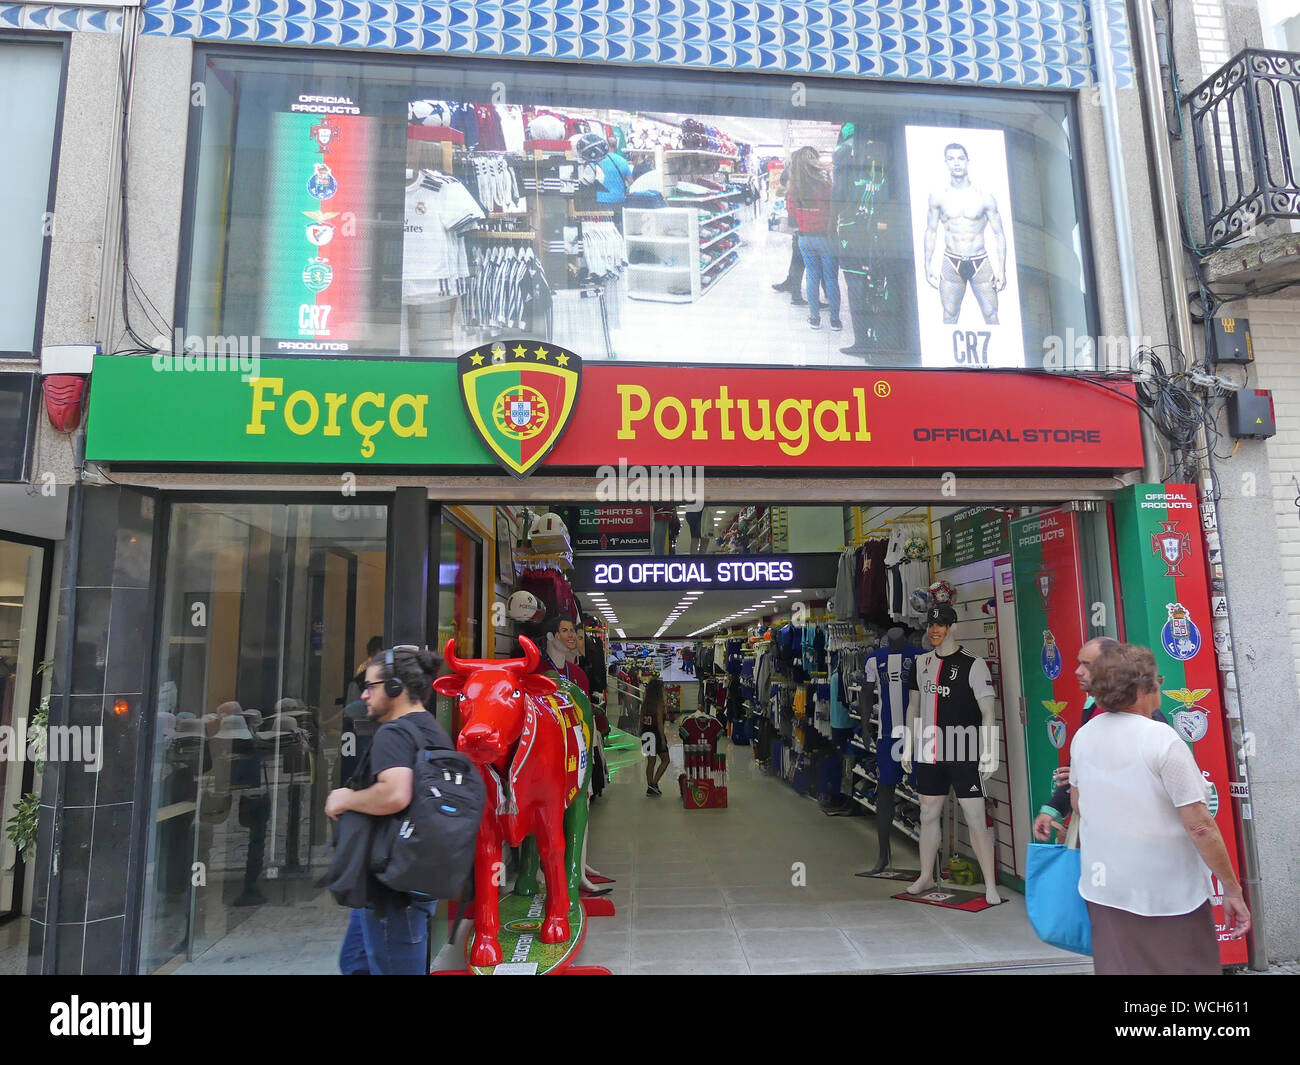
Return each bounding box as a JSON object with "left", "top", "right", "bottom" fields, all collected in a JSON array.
[{"left": 1025, "top": 818, "right": 1092, "bottom": 956}]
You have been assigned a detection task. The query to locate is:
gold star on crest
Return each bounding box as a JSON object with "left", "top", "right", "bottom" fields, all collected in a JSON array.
[
  {"left": 512, "top": 344, "right": 528, "bottom": 359},
  {"left": 469, "top": 352, "right": 485, "bottom": 366},
  {"left": 490, "top": 344, "right": 506, "bottom": 364},
  {"left": 555, "top": 352, "right": 570, "bottom": 367},
  {"left": 533, "top": 346, "right": 550, "bottom": 361}
]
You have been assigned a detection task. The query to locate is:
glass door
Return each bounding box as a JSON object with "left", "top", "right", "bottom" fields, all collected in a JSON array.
[{"left": 0, "top": 536, "right": 49, "bottom": 920}]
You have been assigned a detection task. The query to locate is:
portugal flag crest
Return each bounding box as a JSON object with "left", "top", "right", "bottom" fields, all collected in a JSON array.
[{"left": 458, "top": 341, "right": 582, "bottom": 478}]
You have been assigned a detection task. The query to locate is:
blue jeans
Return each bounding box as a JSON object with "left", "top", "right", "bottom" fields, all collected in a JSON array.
[
  {"left": 339, "top": 899, "right": 437, "bottom": 975},
  {"left": 799, "top": 234, "right": 840, "bottom": 321}
]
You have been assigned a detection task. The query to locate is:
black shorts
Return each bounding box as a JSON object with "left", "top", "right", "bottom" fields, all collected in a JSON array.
[{"left": 915, "top": 760, "right": 983, "bottom": 798}]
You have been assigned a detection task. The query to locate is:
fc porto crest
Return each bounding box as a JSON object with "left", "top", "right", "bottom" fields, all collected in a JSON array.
[
  {"left": 1043, "top": 700, "right": 1068, "bottom": 750},
  {"left": 1164, "top": 688, "right": 1212, "bottom": 743},
  {"left": 1041, "top": 629, "right": 1062, "bottom": 679},
  {"left": 308, "top": 162, "right": 338, "bottom": 201},
  {"left": 1161, "top": 601, "right": 1202, "bottom": 661},
  {"left": 1152, "top": 520, "right": 1192, "bottom": 577},
  {"left": 458, "top": 341, "right": 582, "bottom": 479}
]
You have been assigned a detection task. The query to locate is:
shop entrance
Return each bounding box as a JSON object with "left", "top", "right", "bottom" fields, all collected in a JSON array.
[{"left": 444, "top": 500, "right": 1117, "bottom": 974}]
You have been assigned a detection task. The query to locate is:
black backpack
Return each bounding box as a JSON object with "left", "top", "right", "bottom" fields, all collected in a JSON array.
[{"left": 366, "top": 715, "right": 486, "bottom": 901}]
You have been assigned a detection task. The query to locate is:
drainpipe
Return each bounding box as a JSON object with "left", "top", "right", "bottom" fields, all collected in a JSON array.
[
  {"left": 1131, "top": 0, "right": 1268, "bottom": 969},
  {"left": 1088, "top": 0, "right": 1163, "bottom": 482}
]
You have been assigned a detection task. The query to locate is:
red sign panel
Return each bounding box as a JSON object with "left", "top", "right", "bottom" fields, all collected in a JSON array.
[{"left": 545, "top": 367, "right": 1142, "bottom": 469}]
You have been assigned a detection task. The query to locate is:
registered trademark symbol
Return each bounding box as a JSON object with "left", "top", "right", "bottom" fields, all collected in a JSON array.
[{"left": 873, "top": 380, "right": 890, "bottom": 398}]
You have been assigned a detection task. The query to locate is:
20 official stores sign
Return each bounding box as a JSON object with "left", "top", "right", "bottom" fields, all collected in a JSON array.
[{"left": 85, "top": 351, "right": 1143, "bottom": 471}]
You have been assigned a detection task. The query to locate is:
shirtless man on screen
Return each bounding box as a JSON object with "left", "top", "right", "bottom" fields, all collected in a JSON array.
[{"left": 923, "top": 143, "right": 1007, "bottom": 324}]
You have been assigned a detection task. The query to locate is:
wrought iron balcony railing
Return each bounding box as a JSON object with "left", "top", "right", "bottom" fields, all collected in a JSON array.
[{"left": 1190, "top": 48, "right": 1300, "bottom": 251}]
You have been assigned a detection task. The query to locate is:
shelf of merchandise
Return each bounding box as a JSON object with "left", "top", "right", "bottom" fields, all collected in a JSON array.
[
  {"left": 625, "top": 204, "right": 739, "bottom": 303},
  {"left": 665, "top": 149, "right": 739, "bottom": 162},
  {"left": 852, "top": 795, "right": 922, "bottom": 842}
]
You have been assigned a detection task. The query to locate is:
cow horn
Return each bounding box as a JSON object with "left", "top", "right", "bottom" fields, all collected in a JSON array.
[
  {"left": 518, "top": 635, "right": 540, "bottom": 675},
  {"left": 443, "top": 636, "right": 537, "bottom": 675}
]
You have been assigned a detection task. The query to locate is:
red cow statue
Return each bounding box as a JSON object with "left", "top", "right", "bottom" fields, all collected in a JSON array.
[{"left": 433, "top": 635, "right": 586, "bottom": 967}]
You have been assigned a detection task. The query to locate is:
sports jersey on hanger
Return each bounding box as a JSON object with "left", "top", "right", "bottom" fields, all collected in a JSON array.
[
  {"left": 679, "top": 714, "right": 725, "bottom": 752},
  {"left": 907, "top": 646, "right": 995, "bottom": 764},
  {"left": 403, "top": 172, "right": 484, "bottom": 296}
]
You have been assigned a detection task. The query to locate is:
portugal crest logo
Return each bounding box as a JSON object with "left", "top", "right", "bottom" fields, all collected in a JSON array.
[
  {"left": 310, "top": 118, "right": 340, "bottom": 154},
  {"left": 1152, "top": 520, "right": 1192, "bottom": 577},
  {"left": 458, "top": 342, "right": 581, "bottom": 479},
  {"left": 1036, "top": 569, "right": 1053, "bottom": 603}
]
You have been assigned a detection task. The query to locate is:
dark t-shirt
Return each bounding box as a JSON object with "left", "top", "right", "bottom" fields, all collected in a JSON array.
[
  {"left": 356, "top": 710, "right": 452, "bottom": 911},
  {"left": 361, "top": 710, "right": 453, "bottom": 787}
]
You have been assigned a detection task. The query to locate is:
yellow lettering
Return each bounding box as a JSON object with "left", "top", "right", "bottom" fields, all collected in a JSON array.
[
  {"left": 689, "top": 397, "right": 713, "bottom": 441},
  {"left": 813, "top": 399, "right": 850, "bottom": 442},
  {"left": 738, "top": 398, "right": 774, "bottom": 441},
  {"left": 716, "top": 385, "right": 736, "bottom": 441},
  {"left": 617, "top": 385, "right": 651, "bottom": 440},
  {"left": 284, "top": 390, "right": 320, "bottom": 435},
  {"left": 245, "top": 378, "right": 283, "bottom": 435},
  {"left": 323, "top": 393, "right": 348, "bottom": 437},
  {"left": 853, "top": 387, "right": 872, "bottom": 442},
  {"left": 389, "top": 393, "right": 428, "bottom": 438},
  {"left": 776, "top": 398, "right": 812, "bottom": 457},
  {"left": 654, "top": 396, "right": 688, "bottom": 440},
  {"left": 351, "top": 392, "right": 385, "bottom": 459}
]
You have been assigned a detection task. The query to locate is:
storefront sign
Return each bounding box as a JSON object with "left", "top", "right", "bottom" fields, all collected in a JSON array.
[
  {"left": 1113, "top": 484, "right": 1247, "bottom": 966},
  {"left": 561, "top": 505, "right": 651, "bottom": 551},
  {"left": 573, "top": 553, "right": 838, "bottom": 591},
  {"left": 938, "top": 506, "right": 1009, "bottom": 569},
  {"left": 85, "top": 355, "right": 1143, "bottom": 470}
]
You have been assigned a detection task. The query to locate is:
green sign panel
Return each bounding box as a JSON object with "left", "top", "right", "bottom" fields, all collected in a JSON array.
[
  {"left": 939, "top": 506, "right": 1009, "bottom": 569},
  {"left": 85, "top": 355, "right": 489, "bottom": 465}
]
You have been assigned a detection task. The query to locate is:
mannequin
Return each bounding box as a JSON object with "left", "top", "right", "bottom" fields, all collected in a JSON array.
[
  {"left": 900, "top": 603, "right": 1002, "bottom": 904},
  {"left": 537, "top": 615, "right": 609, "bottom": 893},
  {"left": 861, "top": 625, "right": 923, "bottom": 875}
]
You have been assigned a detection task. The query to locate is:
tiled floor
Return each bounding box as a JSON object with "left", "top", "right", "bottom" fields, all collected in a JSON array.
[
  {"left": 0, "top": 918, "right": 30, "bottom": 975},
  {"left": 571, "top": 736, "right": 1091, "bottom": 975},
  {"left": 164, "top": 733, "right": 1090, "bottom": 974}
]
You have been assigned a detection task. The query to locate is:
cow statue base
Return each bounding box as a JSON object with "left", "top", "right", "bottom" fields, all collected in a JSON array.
[
  {"left": 465, "top": 890, "right": 586, "bottom": 975},
  {"left": 434, "top": 636, "right": 595, "bottom": 973}
]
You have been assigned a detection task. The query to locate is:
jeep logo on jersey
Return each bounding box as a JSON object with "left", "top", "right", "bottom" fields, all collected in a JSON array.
[{"left": 458, "top": 341, "right": 582, "bottom": 479}]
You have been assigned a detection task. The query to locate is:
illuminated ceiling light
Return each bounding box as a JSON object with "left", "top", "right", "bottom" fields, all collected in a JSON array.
[
  {"left": 616, "top": 628, "right": 626, "bottom": 637},
  {"left": 785, "top": 589, "right": 801, "bottom": 594}
]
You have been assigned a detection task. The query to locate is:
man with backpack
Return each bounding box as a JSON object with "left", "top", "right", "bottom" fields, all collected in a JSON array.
[{"left": 326, "top": 645, "right": 459, "bottom": 975}]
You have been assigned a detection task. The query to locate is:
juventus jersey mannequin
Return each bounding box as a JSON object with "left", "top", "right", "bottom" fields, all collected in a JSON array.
[{"left": 908, "top": 646, "right": 994, "bottom": 765}]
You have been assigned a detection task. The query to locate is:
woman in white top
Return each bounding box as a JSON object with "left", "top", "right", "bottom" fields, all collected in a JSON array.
[{"left": 1069, "top": 643, "right": 1250, "bottom": 974}]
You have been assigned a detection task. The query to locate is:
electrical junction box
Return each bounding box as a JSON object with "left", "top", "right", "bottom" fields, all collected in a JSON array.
[
  {"left": 1210, "top": 316, "right": 1253, "bottom": 365},
  {"left": 1226, "top": 388, "right": 1276, "bottom": 439}
]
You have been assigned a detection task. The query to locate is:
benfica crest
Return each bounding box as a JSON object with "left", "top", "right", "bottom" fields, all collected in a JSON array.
[
  {"left": 458, "top": 341, "right": 581, "bottom": 479},
  {"left": 1152, "top": 520, "right": 1192, "bottom": 577}
]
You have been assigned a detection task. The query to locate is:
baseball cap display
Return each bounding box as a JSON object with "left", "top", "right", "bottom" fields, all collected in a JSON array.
[{"left": 925, "top": 602, "right": 958, "bottom": 627}]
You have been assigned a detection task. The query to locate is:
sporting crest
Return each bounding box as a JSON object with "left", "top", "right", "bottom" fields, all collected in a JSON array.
[
  {"left": 458, "top": 341, "right": 582, "bottom": 479},
  {"left": 1152, "top": 520, "right": 1192, "bottom": 577}
]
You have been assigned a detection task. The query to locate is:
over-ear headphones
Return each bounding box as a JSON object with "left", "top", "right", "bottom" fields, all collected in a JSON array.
[{"left": 383, "top": 648, "right": 405, "bottom": 698}]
